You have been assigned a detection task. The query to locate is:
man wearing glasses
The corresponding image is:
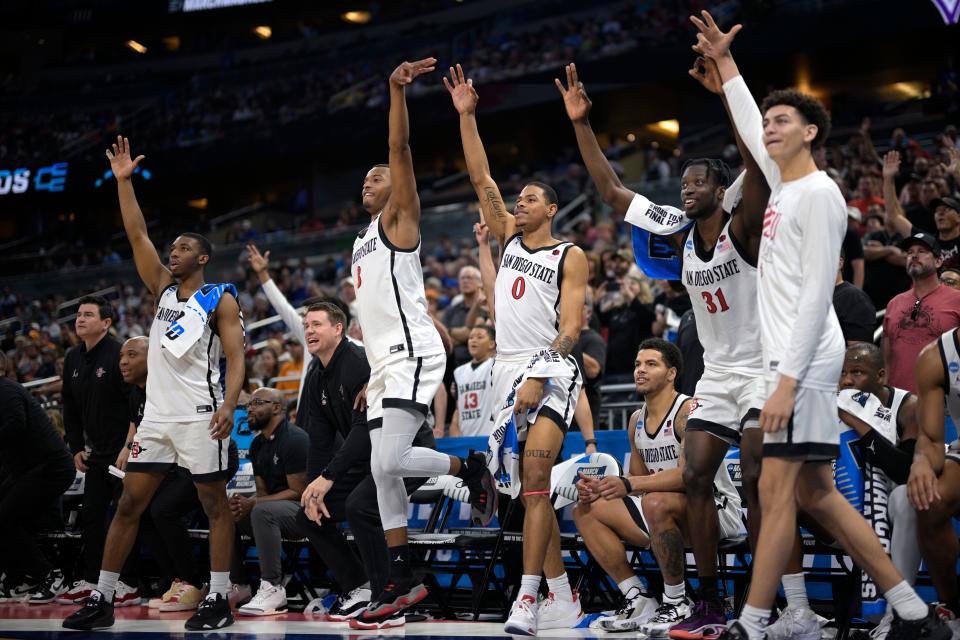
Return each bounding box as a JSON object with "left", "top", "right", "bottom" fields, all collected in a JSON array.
[
  {"left": 228, "top": 387, "right": 308, "bottom": 616},
  {"left": 883, "top": 232, "right": 960, "bottom": 393}
]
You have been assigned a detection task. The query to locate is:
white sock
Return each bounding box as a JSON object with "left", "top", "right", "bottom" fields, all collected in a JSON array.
[
  {"left": 96, "top": 570, "right": 119, "bottom": 602},
  {"left": 617, "top": 575, "right": 644, "bottom": 597},
  {"left": 546, "top": 573, "right": 573, "bottom": 602},
  {"left": 518, "top": 574, "right": 540, "bottom": 601},
  {"left": 739, "top": 604, "right": 771, "bottom": 639},
  {"left": 885, "top": 580, "right": 927, "bottom": 621},
  {"left": 664, "top": 581, "right": 685, "bottom": 603},
  {"left": 781, "top": 572, "right": 809, "bottom": 609},
  {"left": 209, "top": 572, "right": 230, "bottom": 598}
]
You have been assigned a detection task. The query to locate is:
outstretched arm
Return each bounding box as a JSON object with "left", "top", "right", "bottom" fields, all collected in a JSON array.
[
  {"left": 691, "top": 11, "right": 781, "bottom": 189},
  {"left": 247, "top": 243, "right": 306, "bottom": 346},
  {"left": 382, "top": 58, "right": 437, "bottom": 250},
  {"left": 882, "top": 151, "right": 913, "bottom": 237},
  {"left": 444, "top": 65, "right": 515, "bottom": 247},
  {"left": 690, "top": 55, "right": 769, "bottom": 245},
  {"left": 556, "top": 64, "right": 634, "bottom": 216},
  {"left": 106, "top": 136, "right": 172, "bottom": 296},
  {"left": 474, "top": 214, "right": 498, "bottom": 321}
]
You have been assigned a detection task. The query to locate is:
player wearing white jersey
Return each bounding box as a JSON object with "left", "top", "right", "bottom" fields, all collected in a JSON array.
[
  {"left": 449, "top": 325, "right": 496, "bottom": 437},
  {"left": 575, "top": 341, "right": 741, "bottom": 636},
  {"left": 557, "top": 60, "right": 769, "bottom": 635},
  {"left": 445, "top": 64, "right": 589, "bottom": 636},
  {"left": 693, "top": 13, "right": 947, "bottom": 640},
  {"left": 65, "top": 137, "right": 245, "bottom": 633},
  {"left": 909, "top": 329, "right": 960, "bottom": 631},
  {"left": 343, "top": 59, "right": 496, "bottom": 632}
]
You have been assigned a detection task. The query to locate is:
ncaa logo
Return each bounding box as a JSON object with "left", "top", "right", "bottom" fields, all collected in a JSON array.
[{"left": 949, "top": 361, "right": 959, "bottom": 374}]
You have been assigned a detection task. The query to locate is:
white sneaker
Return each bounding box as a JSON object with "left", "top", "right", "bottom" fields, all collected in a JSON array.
[
  {"left": 595, "top": 585, "right": 660, "bottom": 631},
  {"left": 55, "top": 580, "right": 95, "bottom": 605},
  {"left": 326, "top": 586, "right": 372, "bottom": 621},
  {"left": 537, "top": 591, "right": 584, "bottom": 630},
  {"left": 639, "top": 597, "right": 692, "bottom": 637},
  {"left": 868, "top": 611, "right": 893, "bottom": 639},
  {"left": 238, "top": 580, "right": 287, "bottom": 616},
  {"left": 504, "top": 594, "right": 538, "bottom": 636},
  {"left": 113, "top": 581, "right": 141, "bottom": 608},
  {"left": 765, "top": 605, "right": 821, "bottom": 640}
]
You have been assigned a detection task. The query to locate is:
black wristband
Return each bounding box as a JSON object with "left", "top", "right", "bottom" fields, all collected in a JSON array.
[
  {"left": 620, "top": 476, "right": 632, "bottom": 494},
  {"left": 584, "top": 438, "right": 597, "bottom": 446},
  {"left": 126, "top": 442, "right": 134, "bottom": 451}
]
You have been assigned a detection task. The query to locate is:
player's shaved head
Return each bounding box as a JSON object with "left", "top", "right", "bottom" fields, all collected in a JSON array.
[{"left": 845, "top": 342, "right": 883, "bottom": 372}]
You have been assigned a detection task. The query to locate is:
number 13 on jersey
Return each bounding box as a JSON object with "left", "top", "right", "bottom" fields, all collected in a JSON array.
[{"left": 701, "top": 288, "right": 729, "bottom": 314}]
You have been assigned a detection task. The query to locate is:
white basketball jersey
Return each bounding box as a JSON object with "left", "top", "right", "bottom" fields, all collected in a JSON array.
[
  {"left": 351, "top": 215, "right": 444, "bottom": 365},
  {"left": 681, "top": 218, "right": 762, "bottom": 375},
  {"left": 938, "top": 329, "right": 960, "bottom": 426},
  {"left": 453, "top": 357, "right": 495, "bottom": 437},
  {"left": 146, "top": 285, "right": 226, "bottom": 423},
  {"left": 632, "top": 392, "right": 740, "bottom": 509},
  {"left": 495, "top": 234, "right": 572, "bottom": 356}
]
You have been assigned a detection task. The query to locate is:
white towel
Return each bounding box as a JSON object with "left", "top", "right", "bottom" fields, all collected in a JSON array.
[{"left": 161, "top": 283, "right": 238, "bottom": 358}]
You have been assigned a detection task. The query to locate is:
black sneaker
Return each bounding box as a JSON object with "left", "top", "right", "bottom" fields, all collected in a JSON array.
[
  {"left": 184, "top": 592, "right": 234, "bottom": 630},
  {"left": 887, "top": 606, "right": 952, "bottom": 640},
  {"left": 29, "top": 569, "right": 67, "bottom": 604},
  {"left": 355, "top": 578, "right": 427, "bottom": 622},
  {"left": 717, "top": 621, "right": 758, "bottom": 639},
  {"left": 62, "top": 590, "right": 114, "bottom": 630},
  {"left": 461, "top": 451, "right": 498, "bottom": 526}
]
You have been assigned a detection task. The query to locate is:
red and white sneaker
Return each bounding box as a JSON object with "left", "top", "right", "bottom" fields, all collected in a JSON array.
[
  {"left": 113, "top": 581, "right": 142, "bottom": 608},
  {"left": 55, "top": 580, "right": 94, "bottom": 605}
]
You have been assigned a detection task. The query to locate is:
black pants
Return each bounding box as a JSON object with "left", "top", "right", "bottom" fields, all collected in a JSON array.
[
  {"left": 0, "top": 455, "right": 75, "bottom": 581},
  {"left": 296, "top": 472, "right": 426, "bottom": 597},
  {"left": 80, "top": 460, "right": 138, "bottom": 584},
  {"left": 138, "top": 467, "right": 202, "bottom": 589}
]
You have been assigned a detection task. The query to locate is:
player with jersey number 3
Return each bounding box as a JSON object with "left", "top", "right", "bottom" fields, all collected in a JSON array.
[
  {"left": 444, "top": 63, "right": 589, "bottom": 636},
  {"left": 690, "top": 11, "right": 950, "bottom": 640},
  {"left": 345, "top": 58, "right": 497, "bottom": 631}
]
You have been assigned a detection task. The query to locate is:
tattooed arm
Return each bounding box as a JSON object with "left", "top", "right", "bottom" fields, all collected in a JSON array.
[
  {"left": 550, "top": 246, "right": 588, "bottom": 359},
  {"left": 444, "top": 64, "right": 516, "bottom": 248}
]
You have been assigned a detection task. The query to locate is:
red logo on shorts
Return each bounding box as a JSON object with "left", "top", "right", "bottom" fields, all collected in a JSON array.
[
  {"left": 688, "top": 398, "right": 700, "bottom": 415},
  {"left": 130, "top": 442, "right": 146, "bottom": 459}
]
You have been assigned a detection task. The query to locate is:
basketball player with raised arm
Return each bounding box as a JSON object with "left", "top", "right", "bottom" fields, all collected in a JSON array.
[
  {"left": 692, "top": 12, "right": 948, "bottom": 640},
  {"left": 64, "top": 136, "right": 245, "bottom": 632},
  {"left": 908, "top": 330, "right": 960, "bottom": 635},
  {"left": 346, "top": 59, "right": 496, "bottom": 631},
  {"left": 444, "top": 64, "right": 589, "bottom": 636},
  {"left": 557, "top": 61, "right": 769, "bottom": 638}
]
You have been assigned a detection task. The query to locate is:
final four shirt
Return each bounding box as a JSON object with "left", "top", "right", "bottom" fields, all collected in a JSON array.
[
  {"left": 724, "top": 75, "right": 846, "bottom": 390},
  {"left": 494, "top": 234, "right": 573, "bottom": 356},
  {"left": 351, "top": 214, "right": 444, "bottom": 366}
]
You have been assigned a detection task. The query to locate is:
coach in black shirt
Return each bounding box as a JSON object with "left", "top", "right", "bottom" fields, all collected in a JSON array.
[
  {"left": 297, "top": 302, "right": 433, "bottom": 614},
  {"left": 0, "top": 353, "right": 75, "bottom": 598},
  {"left": 62, "top": 295, "right": 137, "bottom": 590}
]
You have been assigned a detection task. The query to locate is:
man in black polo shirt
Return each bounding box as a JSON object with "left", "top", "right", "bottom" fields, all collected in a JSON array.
[
  {"left": 229, "top": 387, "right": 308, "bottom": 617},
  {"left": 0, "top": 353, "right": 75, "bottom": 602},
  {"left": 60, "top": 295, "right": 139, "bottom": 606},
  {"left": 297, "top": 301, "right": 433, "bottom": 621}
]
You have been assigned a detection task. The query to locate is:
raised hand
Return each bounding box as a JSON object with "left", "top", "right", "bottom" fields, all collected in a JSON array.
[
  {"left": 105, "top": 135, "right": 145, "bottom": 181},
  {"left": 246, "top": 242, "right": 270, "bottom": 274},
  {"left": 690, "top": 10, "right": 742, "bottom": 61},
  {"left": 941, "top": 137, "right": 960, "bottom": 181},
  {"left": 473, "top": 218, "right": 489, "bottom": 245},
  {"left": 389, "top": 57, "right": 437, "bottom": 87},
  {"left": 442, "top": 64, "right": 479, "bottom": 115},
  {"left": 882, "top": 150, "right": 901, "bottom": 180},
  {"left": 688, "top": 55, "right": 722, "bottom": 95},
  {"left": 554, "top": 63, "right": 592, "bottom": 123}
]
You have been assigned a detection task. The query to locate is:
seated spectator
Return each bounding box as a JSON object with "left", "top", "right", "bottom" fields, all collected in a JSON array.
[
  {"left": 0, "top": 353, "right": 75, "bottom": 603},
  {"left": 572, "top": 289, "right": 606, "bottom": 424},
  {"left": 597, "top": 270, "right": 662, "bottom": 378},
  {"left": 883, "top": 233, "right": 960, "bottom": 392},
  {"left": 443, "top": 266, "right": 483, "bottom": 368},
  {"left": 229, "top": 387, "right": 308, "bottom": 617},
  {"left": 848, "top": 174, "right": 884, "bottom": 215},
  {"left": 834, "top": 251, "right": 877, "bottom": 344},
  {"left": 842, "top": 208, "right": 866, "bottom": 288},
  {"left": 252, "top": 343, "right": 281, "bottom": 385},
  {"left": 863, "top": 228, "right": 910, "bottom": 310},
  {"left": 941, "top": 267, "right": 960, "bottom": 291},
  {"left": 275, "top": 338, "right": 304, "bottom": 397}
]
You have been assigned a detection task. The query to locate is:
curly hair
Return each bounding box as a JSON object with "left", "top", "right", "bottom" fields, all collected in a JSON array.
[{"left": 760, "top": 89, "right": 832, "bottom": 149}]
